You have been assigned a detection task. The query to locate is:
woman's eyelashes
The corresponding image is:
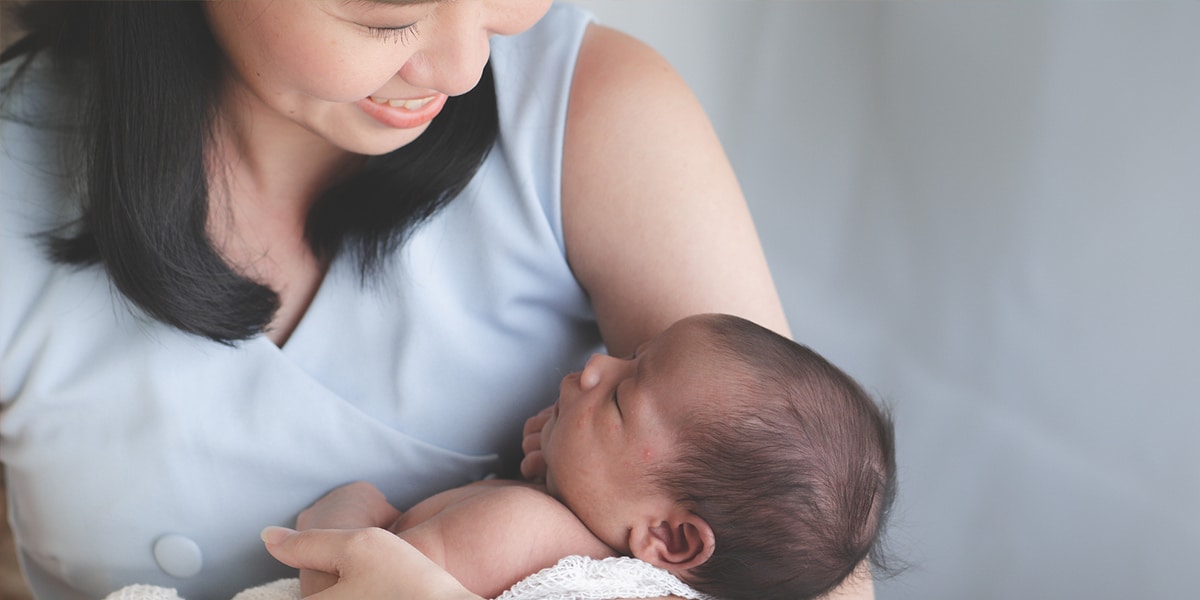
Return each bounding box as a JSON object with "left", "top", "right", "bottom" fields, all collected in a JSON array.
[{"left": 365, "top": 23, "right": 419, "bottom": 44}]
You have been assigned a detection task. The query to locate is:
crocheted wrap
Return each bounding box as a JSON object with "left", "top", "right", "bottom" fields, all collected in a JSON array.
[{"left": 101, "top": 555, "right": 720, "bottom": 600}]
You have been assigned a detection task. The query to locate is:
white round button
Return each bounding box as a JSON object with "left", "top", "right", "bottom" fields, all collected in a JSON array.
[{"left": 153, "top": 534, "right": 203, "bottom": 578}]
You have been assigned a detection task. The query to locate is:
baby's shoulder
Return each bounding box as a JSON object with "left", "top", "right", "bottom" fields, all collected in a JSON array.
[
  {"left": 455, "top": 481, "right": 606, "bottom": 547},
  {"left": 461, "top": 480, "right": 574, "bottom": 517}
]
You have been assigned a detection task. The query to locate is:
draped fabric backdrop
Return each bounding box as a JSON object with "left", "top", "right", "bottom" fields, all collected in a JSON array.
[
  {"left": 1, "top": 3, "right": 1197, "bottom": 600},
  {"left": 570, "top": 2, "right": 1200, "bottom": 599}
]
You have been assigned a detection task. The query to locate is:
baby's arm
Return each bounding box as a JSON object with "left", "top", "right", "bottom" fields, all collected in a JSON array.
[
  {"left": 295, "top": 481, "right": 402, "bottom": 596},
  {"left": 391, "top": 480, "right": 617, "bottom": 599}
]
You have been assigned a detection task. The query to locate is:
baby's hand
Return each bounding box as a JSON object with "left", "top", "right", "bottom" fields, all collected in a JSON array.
[
  {"left": 295, "top": 482, "right": 403, "bottom": 597},
  {"left": 297, "top": 481, "right": 400, "bottom": 531},
  {"left": 519, "top": 405, "right": 555, "bottom": 482}
]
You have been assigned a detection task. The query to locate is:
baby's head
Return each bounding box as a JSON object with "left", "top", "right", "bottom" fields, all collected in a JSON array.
[{"left": 539, "top": 313, "right": 896, "bottom": 600}]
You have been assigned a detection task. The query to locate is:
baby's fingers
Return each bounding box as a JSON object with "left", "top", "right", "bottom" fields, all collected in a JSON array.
[
  {"left": 520, "top": 449, "right": 546, "bottom": 483},
  {"left": 521, "top": 427, "right": 542, "bottom": 455},
  {"left": 522, "top": 404, "right": 554, "bottom": 437}
]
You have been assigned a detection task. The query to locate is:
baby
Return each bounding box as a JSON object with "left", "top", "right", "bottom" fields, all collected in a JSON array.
[{"left": 303, "top": 313, "right": 897, "bottom": 600}]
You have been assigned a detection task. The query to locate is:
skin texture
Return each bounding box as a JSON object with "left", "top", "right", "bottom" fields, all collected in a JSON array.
[
  {"left": 387, "top": 481, "right": 616, "bottom": 599},
  {"left": 538, "top": 319, "right": 718, "bottom": 570},
  {"left": 291, "top": 480, "right": 610, "bottom": 599},
  {"left": 202, "top": 0, "right": 552, "bottom": 344},
  {"left": 263, "top": 525, "right": 481, "bottom": 600},
  {"left": 284, "top": 479, "right": 617, "bottom": 599},
  {"left": 295, "top": 318, "right": 726, "bottom": 599},
  {"left": 199, "top": 0, "right": 868, "bottom": 597},
  {"left": 562, "top": 26, "right": 791, "bottom": 356},
  {"left": 288, "top": 317, "right": 877, "bottom": 599}
]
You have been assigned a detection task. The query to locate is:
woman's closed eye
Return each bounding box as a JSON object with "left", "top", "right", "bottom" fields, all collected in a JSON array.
[{"left": 364, "top": 23, "right": 419, "bottom": 44}]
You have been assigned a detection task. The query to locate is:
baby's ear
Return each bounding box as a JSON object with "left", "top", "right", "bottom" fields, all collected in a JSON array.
[{"left": 629, "top": 512, "right": 715, "bottom": 574}]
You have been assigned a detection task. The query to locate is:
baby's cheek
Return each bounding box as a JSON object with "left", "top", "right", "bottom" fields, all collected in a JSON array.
[{"left": 577, "top": 404, "right": 599, "bottom": 428}]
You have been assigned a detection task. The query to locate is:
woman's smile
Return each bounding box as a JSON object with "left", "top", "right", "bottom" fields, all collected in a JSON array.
[
  {"left": 355, "top": 93, "right": 449, "bottom": 129},
  {"left": 368, "top": 94, "right": 440, "bottom": 110}
]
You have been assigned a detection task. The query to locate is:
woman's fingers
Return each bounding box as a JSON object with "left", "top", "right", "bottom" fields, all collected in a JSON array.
[
  {"left": 261, "top": 527, "right": 480, "bottom": 600},
  {"left": 261, "top": 526, "right": 353, "bottom": 573}
]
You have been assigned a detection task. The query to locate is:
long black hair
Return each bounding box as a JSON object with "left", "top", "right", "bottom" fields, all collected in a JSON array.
[{"left": 1, "top": 1, "right": 499, "bottom": 343}]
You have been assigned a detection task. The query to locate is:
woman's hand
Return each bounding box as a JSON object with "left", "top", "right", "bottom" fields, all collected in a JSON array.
[
  {"left": 262, "top": 526, "right": 481, "bottom": 600},
  {"left": 519, "top": 405, "right": 555, "bottom": 482},
  {"left": 295, "top": 482, "right": 402, "bottom": 596}
]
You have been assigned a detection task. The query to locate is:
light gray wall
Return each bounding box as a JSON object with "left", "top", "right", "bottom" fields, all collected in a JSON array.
[{"left": 569, "top": 2, "right": 1200, "bottom": 599}]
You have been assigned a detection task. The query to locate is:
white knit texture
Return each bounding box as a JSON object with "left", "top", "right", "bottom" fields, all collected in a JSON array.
[
  {"left": 102, "top": 584, "right": 185, "bottom": 600},
  {"left": 230, "top": 578, "right": 301, "bottom": 600},
  {"left": 100, "top": 556, "right": 717, "bottom": 600},
  {"left": 496, "top": 556, "right": 718, "bottom": 600}
]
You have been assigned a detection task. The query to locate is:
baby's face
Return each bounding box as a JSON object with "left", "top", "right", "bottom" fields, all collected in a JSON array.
[{"left": 537, "top": 316, "right": 721, "bottom": 551}]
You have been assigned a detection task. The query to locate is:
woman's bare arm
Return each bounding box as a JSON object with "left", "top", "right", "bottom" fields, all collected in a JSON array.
[
  {"left": 560, "top": 25, "right": 872, "bottom": 600},
  {"left": 563, "top": 24, "right": 791, "bottom": 358}
]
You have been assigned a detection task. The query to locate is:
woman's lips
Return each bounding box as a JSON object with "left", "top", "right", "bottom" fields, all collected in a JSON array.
[
  {"left": 355, "top": 93, "right": 448, "bottom": 129},
  {"left": 372, "top": 94, "right": 437, "bottom": 110}
]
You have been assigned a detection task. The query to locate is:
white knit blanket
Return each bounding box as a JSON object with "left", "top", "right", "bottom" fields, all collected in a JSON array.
[{"left": 102, "top": 555, "right": 718, "bottom": 600}]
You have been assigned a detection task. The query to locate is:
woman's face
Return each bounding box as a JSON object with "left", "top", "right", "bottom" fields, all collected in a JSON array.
[{"left": 204, "top": 0, "right": 552, "bottom": 155}]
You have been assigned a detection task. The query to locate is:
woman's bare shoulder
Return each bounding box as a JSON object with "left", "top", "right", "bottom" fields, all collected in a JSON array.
[{"left": 562, "top": 24, "right": 790, "bottom": 353}]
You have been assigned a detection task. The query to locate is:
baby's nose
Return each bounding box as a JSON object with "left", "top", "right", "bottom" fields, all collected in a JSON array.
[{"left": 579, "top": 353, "right": 617, "bottom": 390}]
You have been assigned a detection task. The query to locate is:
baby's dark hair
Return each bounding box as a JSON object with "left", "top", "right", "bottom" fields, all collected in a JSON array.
[{"left": 656, "top": 314, "right": 896, "bottom": 600}]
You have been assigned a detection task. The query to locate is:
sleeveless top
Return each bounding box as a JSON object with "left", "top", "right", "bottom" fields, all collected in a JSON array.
[{"left": 0, "top": 5, "right": 599, "bottom": 599}]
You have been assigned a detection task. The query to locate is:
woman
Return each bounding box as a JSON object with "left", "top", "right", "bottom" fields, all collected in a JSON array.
[{"left": 0, "top": 1, "right": 867, "bottom": 598}]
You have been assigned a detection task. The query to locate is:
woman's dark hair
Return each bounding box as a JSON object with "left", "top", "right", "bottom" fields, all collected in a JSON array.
[{"left": 1, "top": 1, "right": 499, "bottom": 343}]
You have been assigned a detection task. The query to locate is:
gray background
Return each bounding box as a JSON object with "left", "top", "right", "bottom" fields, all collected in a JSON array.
[{"left": 571, "top": 2, "right": 1200, "bottom": 599}]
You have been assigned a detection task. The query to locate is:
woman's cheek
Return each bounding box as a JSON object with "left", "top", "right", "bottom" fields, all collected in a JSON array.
[{"left": 272, "top": 36, "right": 402, "bottom": 102}]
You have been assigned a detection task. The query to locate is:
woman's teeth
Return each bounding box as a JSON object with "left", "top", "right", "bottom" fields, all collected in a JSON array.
[{"left": 369, "top": 95, "right": 435, "bottom": 110}]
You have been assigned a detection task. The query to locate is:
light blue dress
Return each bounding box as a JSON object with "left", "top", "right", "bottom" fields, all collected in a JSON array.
[{"left": 0, "top": 5, "right": 599, "bottom": 599}]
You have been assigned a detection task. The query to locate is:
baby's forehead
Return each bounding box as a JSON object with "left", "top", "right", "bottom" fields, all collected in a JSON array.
[
  {"left": 658, "top": 323, "right": 744, "bottom": 372},
  {"left": 656, "top": 317, "right": 723, "bottom": 356},
  {"left": 653, "top": 358, "right": 753, "bottom": 413}
]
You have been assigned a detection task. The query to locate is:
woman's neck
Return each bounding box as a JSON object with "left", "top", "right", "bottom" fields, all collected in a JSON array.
[
  {"left": 210, "top": 81, "right": 363, "bottom": 214},
  {"left": 204, "top": 83, "right": 363, "bottom": 346}
]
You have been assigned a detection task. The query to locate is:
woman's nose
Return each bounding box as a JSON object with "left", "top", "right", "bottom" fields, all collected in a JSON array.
[{"left": 399, "top": 7, "right": 492, "bottom": 97}]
